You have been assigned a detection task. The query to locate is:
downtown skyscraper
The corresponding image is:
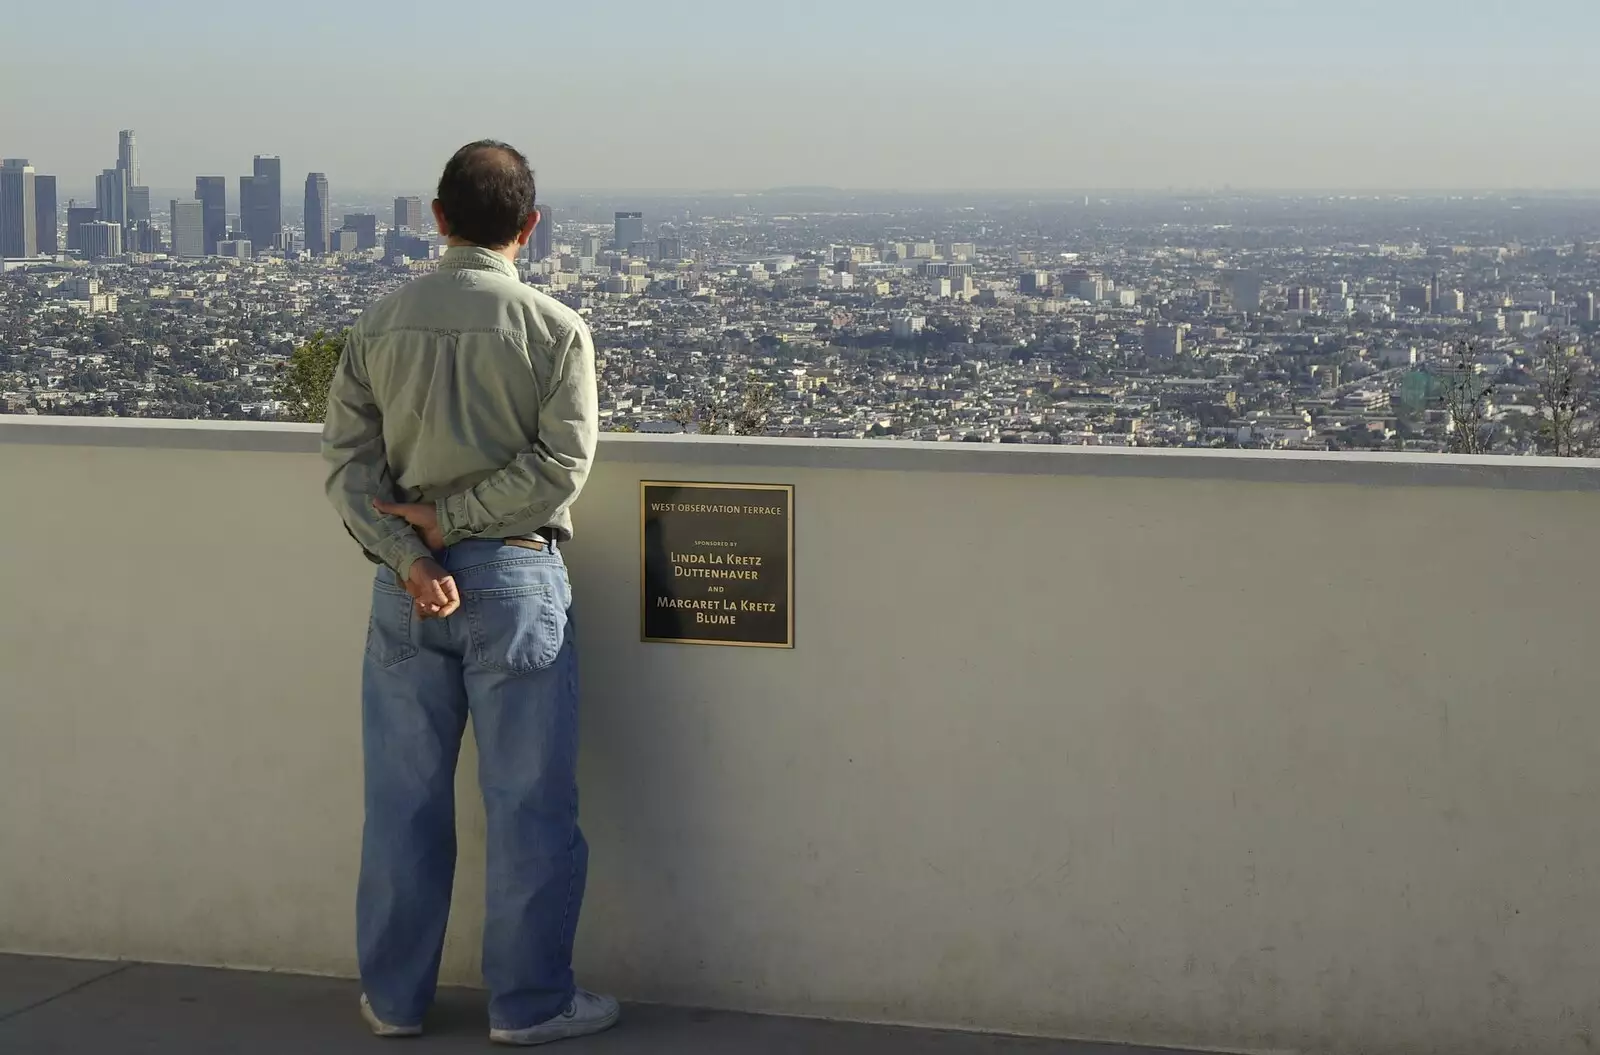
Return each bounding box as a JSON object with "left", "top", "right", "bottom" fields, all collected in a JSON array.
[
  {"left": 127, "top": 186, "right": 151, "bottom": 225},
  {"left": 530, "top": 205, "right": 554, "bottom": 262},
  {"left": 118, "top": 130, "right": 139, "bottom": 185},
  {"left": 0, "top": 159, "right": 38, "bottom": 258},
  {"left": 96, "top": 166, "right": 127, "bottom": 230},
  {"left": 65, "top": 205, "right": 98, "bottom": 253},
  {"left": 81, "top": 221, "right": 121, "bottom": 260},
  {"left": 342, "top": 213, "right": 378, "bottom": 251},
  {"left": 116, "top": 130, "right": 149, "bottom": 227},
  {"left": 244, "top": 155, "right": 282, "bottom": 251},
  {"left": 169, "top": 199, "right": 204, "bottom": 258},
  {"left": 34, "top": 174, "right": 57, "bottom": 255},
  {"left": 393, "top": 196, "right": 424, "bottom": 231},
  {"left": 304, "top": 173, "right": 330, "bottom": 255},
  {"left": 613, "top": 211, "right": 643, "bottom": 250},
  {"left": 237, "top": 175, "right": 254, "bottom": 241},
  {"left": 195, "top": 177, "right": 227, "bottom": 255}
]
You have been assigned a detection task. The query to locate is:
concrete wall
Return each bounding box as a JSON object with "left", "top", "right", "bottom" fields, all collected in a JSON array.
[{"left": 4, "top": 417, "right": 1600, "bottom": 1055}]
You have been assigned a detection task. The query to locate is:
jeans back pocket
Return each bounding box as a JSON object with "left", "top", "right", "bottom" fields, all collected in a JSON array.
[
  {"left": 366, "top": 584, "right": 418, "bottom": 667},
  {"left": 465, "top": 583, "right": 566, "bottom": 676}
]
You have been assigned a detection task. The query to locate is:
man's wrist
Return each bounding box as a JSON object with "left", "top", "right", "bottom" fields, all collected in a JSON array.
[{"left": 382, "top": 531, "right": 432, "bottom": 579}]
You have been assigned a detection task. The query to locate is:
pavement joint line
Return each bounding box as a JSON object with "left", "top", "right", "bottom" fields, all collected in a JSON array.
[{"left": 0, "top": 960, "right": 139, "bottom": 1025}]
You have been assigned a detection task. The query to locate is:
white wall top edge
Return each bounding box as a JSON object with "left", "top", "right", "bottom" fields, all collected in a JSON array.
[{"left": 5, "top": 414, "right": 1600, "bottom": 492}]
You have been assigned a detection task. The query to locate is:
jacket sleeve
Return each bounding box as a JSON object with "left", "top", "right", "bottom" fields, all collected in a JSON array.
[
  {"left": 320, "top": 329, "right": 433, "bottom": 577},
  {"left": 434, "top": 316, "right": 599, "bottom": 545}
]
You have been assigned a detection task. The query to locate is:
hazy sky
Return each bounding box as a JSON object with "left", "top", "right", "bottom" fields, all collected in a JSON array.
[{"left": 5, "top": 0, "right": 1599, "bottom": 194}]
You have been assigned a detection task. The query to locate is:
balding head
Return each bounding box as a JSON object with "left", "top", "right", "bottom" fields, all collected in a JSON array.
[{"left": 434, "top": 140, "right": 538, "bottom": 249}]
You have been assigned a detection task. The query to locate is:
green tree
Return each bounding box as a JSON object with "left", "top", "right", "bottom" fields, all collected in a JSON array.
[{"left": 279, "top": 330, "right": 346, "bottom": 423}]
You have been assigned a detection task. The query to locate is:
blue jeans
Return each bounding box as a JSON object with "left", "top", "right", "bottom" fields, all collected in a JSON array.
[{"left": 357, "top": 540, "right": 587, "bottom": 1032}]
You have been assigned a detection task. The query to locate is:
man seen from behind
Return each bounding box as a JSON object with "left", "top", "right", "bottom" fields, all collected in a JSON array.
[{"left": 322, "top": 140, "right": 615, "bottom": 1046}]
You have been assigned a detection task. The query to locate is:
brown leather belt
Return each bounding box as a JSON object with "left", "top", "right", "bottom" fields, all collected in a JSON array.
[{"left": 504, "top": 528, "right": 558, "bottom": 553}]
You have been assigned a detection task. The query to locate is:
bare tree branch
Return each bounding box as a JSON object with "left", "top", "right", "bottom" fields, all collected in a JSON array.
[
  {"left": 670, "top": 380, "right": 774, "bottom": 436},
  {"left": 1530, "top": 333, "right": 1595, "bottom": 457},
  {"left": 1438, "top": 339, "right": 1496, "bottom": 455}
]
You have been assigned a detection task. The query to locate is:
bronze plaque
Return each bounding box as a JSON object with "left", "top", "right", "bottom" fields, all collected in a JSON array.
[{"left": 641, "top": 481, "right": 794, "bottom": 648}]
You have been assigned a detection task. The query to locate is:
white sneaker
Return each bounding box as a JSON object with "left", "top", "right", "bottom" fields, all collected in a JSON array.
[
  {"left": 360, "top": 993, "right": 423, "bottom": 1038},
  {"left": 489, "top": 989, "right": 621, "bottom": 1046}
]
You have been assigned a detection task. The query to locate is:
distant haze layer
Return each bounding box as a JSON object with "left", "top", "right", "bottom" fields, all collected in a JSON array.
[{"left": 3, "top": 0, "right": 1598, "bottom": 193}]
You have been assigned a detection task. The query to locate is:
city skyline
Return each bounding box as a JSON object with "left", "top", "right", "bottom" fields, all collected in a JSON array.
[
  {"left": 6, "top": 186, "right": 1599, "bottom": 453},
  {"left": 4, "top": 1, "right": 1600, "bottom": 193}
]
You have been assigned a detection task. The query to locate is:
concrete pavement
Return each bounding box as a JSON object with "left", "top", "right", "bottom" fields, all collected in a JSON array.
[{"left": 0, "top": 955, "right": 1220, "bottom": 1055}]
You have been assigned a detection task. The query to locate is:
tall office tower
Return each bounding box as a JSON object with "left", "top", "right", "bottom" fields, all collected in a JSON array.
[
  {"left": 393, "top": 195, "right": 424, "bottom": 230},
  {"left": 0, "top": 159, "right": 38, "bottom": 257},
  {"left": 195, "top": 177, "right": 227, "bottom": 254},
  {"left": 532, "top": 205, "right": 554, "bottom": 261},
  {"left": 304, "top": 173, "right": 330, "bottom": 255},
  {"left": 33, "top": 174, "right": 57, "bottom": 255},
  {"left": 657, "top": 235, "right": 682, "bottom": 262},
  {"left": 613, "top": 211, "right": 643, "bottom": 250},
  {"left": 238, "top": 175, "right": 255, "bottom": 246},
  {"left": 96, "top": 167, "right": 128, "bottom": 229},
  {"left": 1580, "top": 292, "right": 1596, "bottom": 324},
  {"left": 580, "top": 234, "right": 602, "bottom": 258},
  {"left": 1288, "top": 286, "right": 1313, "bottom": 312},
  {"left": 118, "top": 130, "right": 139, "bottom": 184},
  {"left": 1328, "top": 279, "right": 1349, "bottom": 298},
  {"left": 81, "top": 221, "right": 122, "bottom": 259},
  {"left": 250, "top": 155, "right": 282, "bottom": 249},
  {"left": 342, "top": 213, "right": 378, "bottom": 250},
  {"left": 66, "top": 205, "right": 98, "bottom": 252},
  {"left": 1430, "top": 272, "right": 1441, "bottom": 309},
  {"left": 169, "top": 200, "right": 205, "bottom": 258},
  {"left": 127, "top": 185, "right": 151, "bottom": 225},
  {"left": 115, "top": 130, "right": 147, "bottom": 226}
]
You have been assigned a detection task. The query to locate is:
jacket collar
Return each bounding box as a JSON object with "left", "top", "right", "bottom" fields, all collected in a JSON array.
[{"left": 439, "top": 244, "right": 520, "bottom": 280}]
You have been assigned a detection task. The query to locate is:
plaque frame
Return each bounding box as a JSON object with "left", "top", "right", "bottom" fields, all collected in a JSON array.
[{"left": 639, "top": 480, "right": 795, "bottom": 648}]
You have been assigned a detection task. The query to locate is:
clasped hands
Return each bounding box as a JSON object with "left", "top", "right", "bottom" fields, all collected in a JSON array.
[{"left": 372, "top": 498, "right": 460, "bottom": 620}]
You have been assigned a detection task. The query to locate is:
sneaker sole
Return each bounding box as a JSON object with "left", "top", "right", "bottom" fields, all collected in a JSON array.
[
  {"left": 361, "top": 998, "right": 423, "bottom": 1038},
  {"left": 489, "top": 1005, "right": 621, "bottom": 1046}
]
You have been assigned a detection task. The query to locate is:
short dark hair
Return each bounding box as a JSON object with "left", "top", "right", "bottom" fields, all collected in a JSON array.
[{"left": 435, "top": 140, "right": 537, "bottom": 248}]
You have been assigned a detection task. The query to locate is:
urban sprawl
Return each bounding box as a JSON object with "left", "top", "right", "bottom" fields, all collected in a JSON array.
[{"left": 4, "top": 132, "right": 1600, "bottom": 453}]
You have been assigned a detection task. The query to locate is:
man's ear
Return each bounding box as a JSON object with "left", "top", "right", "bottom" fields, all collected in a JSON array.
[
  {"left": 517, "top": 208, "right": 539, "bottom": 247},
  {"left": 431, "top": 199, "right": 450, "bottom": 238}
]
